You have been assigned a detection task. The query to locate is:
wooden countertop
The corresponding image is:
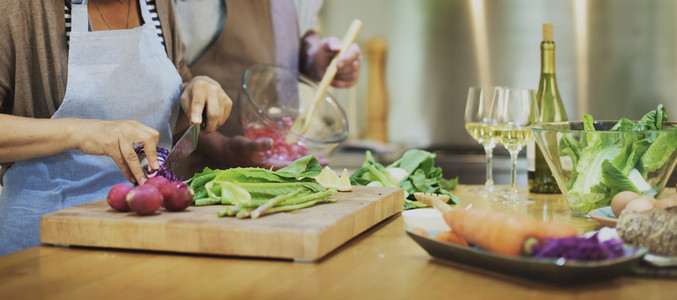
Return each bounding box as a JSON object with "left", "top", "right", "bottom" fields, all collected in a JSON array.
[{"left": 0, "top": 185, "right": 675, "bottom": 299}]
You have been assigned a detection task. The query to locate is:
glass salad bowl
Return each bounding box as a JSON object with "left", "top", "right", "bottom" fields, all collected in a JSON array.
[
  {"left": 532, "top": 120, "right": 677, "bottom": 216},
  {"left": 239, "top": 64, "right": 349, "bottom": 166}
]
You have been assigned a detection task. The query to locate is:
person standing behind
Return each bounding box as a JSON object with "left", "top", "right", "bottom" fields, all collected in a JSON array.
[{"left": 175, "top": 0, "right": 362, "bottom": 173}]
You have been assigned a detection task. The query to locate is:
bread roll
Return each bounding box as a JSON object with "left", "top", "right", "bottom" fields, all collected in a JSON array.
[{"left": 616, "top": 207, "right": 677, "bottom": 256}]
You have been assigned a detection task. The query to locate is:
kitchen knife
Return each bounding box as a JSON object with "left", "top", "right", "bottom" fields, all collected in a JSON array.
[{"left": 165, "top": 123, "right": 200, "bottom": 170}]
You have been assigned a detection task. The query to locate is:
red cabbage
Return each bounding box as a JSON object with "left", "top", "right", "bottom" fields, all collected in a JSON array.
[
  {"left": 530, "top": 231, "right": 626, "bottom": 261},
  {"left": 134, "top": 146, "right": 183, "bottom": 182}
]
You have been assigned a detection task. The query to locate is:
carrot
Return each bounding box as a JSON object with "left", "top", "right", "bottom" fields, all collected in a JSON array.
[
  {"left": 442, "top": 208, "right": 577, "bottom": 256},
  {"left": 538, "top": 221, "right": 579, "bottom": 239},
  {"left": 411, "top": 227, "right": 431, "bottom": 238},
  {"left": 434, "top": 230, "right": 468, "bottom": 247}
]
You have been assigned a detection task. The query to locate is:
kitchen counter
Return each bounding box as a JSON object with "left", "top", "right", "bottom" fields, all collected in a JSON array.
[{"left": 0, "top": 185, "right": 675, "bottom": 299}]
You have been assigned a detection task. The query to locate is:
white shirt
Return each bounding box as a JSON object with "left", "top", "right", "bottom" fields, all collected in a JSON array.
[{"left": 175, "top": 0, "right": 323, "bottom": 66}]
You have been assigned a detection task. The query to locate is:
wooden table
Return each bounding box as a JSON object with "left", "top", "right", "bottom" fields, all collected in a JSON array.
[{"left": 0, "top": 185, "right": 675, "bottom": 299}]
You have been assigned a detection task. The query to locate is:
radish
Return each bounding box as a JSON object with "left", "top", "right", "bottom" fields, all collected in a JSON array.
[
  {"left": 144, "top": 176, "right": 170, "bottom": 191},
  {"left": 126, "top": 185, "right": 163, "bottom": 215},
  {"left": 161, "top": 182, "right": 194, "bottom": 211},
  {"left": 107, "top": 184, "right": 133, "bottom": 212}
]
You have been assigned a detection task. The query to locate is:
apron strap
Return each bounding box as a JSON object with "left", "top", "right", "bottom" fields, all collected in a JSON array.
[
  {"left": 70, "top": 0, "right": 90, "bottom": 34},
  {"left": 138, "top": 0, "right": 154, "bottom": 27}
]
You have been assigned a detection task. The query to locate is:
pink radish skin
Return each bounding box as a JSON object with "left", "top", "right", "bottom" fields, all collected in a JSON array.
[
  {"left": 107, "top": 184, "right": 133, "bottom": 212},
  {"left": 161, "top": 182, "right": 194, "bottom": 212},
  {"left": 144, "top": 176, "right": 170, "bottom": 191},
  {"left": 126, "top": 185, "right": 163, "bottom": 215}
]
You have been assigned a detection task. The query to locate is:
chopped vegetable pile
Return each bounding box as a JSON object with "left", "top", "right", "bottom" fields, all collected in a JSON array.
[
  {"left": 350, "top": 149, "right": 459, "bottom": 210},
  {"left": 559, "top": 104, "right": 677, "bottom": 214},
  {"left": 187, "top": 155, "right": 337, "bottom": 219}
]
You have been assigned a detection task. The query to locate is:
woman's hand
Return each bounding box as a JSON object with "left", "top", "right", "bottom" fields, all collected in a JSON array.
[
  {"left": 303, "top": 35, "right": 362, "bottom": 88},
  {"left": 180, "top": 76, "right": 232, "bottom": 133},
  {"left": 77, "top": 119, "right": 161, "bottom": 185}
]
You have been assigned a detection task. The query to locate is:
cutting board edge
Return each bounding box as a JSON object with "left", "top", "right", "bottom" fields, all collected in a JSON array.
[
  {"left": 305, "top": 186, "right": 404, "bottom": 260},
  {"left": 40, "top": 186, "right": 405, "bottom": 261}
]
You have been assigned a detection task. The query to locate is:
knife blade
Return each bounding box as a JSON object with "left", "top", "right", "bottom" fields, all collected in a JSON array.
[{"left": 166, "top": 123, "right": 200, "bottom": 170}]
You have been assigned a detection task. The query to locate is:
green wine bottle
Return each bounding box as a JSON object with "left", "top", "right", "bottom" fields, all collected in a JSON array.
[{"left": 528, "top": 23, "right": 568, "bottom": 194}]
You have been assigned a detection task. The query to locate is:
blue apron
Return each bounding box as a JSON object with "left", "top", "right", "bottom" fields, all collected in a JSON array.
[{"left": 0, "top": 0, "right": 182, "bottom": 256}]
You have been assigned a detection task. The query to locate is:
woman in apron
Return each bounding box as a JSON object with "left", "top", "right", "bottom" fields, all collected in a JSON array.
[
  {"left": 174, "top": 0, "right": 361, "bottom": 174},
  {"left": 0, "top": 0, "right": 231, "bottom": 256}
]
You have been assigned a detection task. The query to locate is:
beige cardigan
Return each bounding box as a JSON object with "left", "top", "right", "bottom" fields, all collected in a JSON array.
[{"left": 0, "top": 0, "right": 192, "bottom": 178}]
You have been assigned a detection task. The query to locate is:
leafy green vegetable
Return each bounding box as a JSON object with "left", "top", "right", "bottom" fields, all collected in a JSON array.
[
  {"left": 601, "top": 160, "right": 640, "bottom": 196},
  {"left": 350, "top": 149, "right": 459, "bottom": 210},
  {"left": 558, "top": 135, "right": 581, "bottom": 166},
  {"left": 610, "top": 118, "right": 636, "bottom": 131},
  {"left": 189, "top": 155, "right": 334, "bottom": 218},
  {"left": 582, "top": 114, "right": 596, "bottom": 131},
  {"left": 274, "top": 155, "right": 323, "bottom": 179},
  {"left": 566, "top": 134, "right": 624, "bottom": 209},
  {"left": 635, "top": 104, "right": 667, "bottom": 131},
  {"left": 614, "top": 139, "right": 649, "bottom": 175},
  {"left": 558, "top": 104, "right": 677, "bottom": 215},
  {"left": 639, "top": 130, "right": 677, "bottom": 174},
  {"left": 349, "top": 151, "right": 400, "bottom": 187},
  {"left": 440, "top": 177, "right": 459, "bottom": 191}
]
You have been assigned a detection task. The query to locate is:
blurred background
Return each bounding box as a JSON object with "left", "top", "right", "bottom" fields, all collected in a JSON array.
[{"left": 320, "top": 0, "right": 677, "bottom": 186}]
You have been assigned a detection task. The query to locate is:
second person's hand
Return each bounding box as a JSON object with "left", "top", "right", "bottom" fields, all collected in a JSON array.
[
  {"left": 304, "top": 36, "right": 362, "bottom": 88},
  {"left": 180, "top": 76, "right": 232, "bottom": 132}
]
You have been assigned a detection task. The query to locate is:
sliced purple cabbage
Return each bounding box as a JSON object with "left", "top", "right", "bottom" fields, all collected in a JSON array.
[
  {"left": 134, "top": 146, "right": 183, "bottom": 182},
  {"left": 531, "top": 231, "right": 627, "bottom": 261}
]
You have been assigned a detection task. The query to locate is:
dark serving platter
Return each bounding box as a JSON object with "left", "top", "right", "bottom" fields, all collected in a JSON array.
[{"left": 406, "top": 230, "right": 648, "bottom": 285}]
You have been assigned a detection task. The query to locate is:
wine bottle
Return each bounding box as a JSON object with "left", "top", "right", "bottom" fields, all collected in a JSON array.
[{"left": 528, "top": 23, "right": 568, "bottom": 194}]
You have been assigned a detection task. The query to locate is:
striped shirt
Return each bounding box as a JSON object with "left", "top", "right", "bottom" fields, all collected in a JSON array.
[{"left": 64, "top": 0, "right": 165, "bottom": 46}]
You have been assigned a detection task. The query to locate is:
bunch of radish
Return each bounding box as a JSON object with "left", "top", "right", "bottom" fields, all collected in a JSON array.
[{"left": 107, "top": 176, "right": 194, "bottom": 215}]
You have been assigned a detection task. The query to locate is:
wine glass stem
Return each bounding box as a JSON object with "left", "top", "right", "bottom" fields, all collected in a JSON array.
[
  {"left": 483, "top": 145, "right": 495, "bottom": 189},
  {"left": 509, "top": 150, "right": 519, "bottom": 196}
]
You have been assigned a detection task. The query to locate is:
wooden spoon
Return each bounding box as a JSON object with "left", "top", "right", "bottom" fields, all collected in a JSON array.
[{"left": 291, "top": 19, "right": 363, "bottom": 138}]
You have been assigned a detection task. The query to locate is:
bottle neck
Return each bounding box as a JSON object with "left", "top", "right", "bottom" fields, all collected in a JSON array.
[{"left": 540, "top": 41, "right": 555, "bottom": 74}]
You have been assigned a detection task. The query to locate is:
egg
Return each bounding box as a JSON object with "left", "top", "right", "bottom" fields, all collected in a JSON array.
[
  {"left": 611, "top": 191, "right": 640, "bottom": 216},
  {"left": 623, "top": 196, "right": 657, "bottom": 213},
  {"left": 639, "top": 195, "right": 658, "bottom": 205},
  {"left": 656, "top": 194, "right": 677, "bottom": 209}
]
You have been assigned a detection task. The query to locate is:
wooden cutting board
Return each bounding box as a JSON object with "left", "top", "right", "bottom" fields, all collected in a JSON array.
[{"left": 40, "top": 186, "right": 403, "bottom": 261}]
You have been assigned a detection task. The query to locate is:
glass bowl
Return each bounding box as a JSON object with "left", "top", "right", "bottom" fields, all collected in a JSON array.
[
  {"left": 532, "top": 121, "right": 677, "bottom": 216},
  {"left": 240, "top": 64, "right": 349, "bottom": 165}
]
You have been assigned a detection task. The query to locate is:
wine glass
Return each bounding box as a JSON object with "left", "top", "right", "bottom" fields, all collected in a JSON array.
[
  {"left": 464, "top": 86, "right": 505, "bottom": 194},
  {"left": 490, "top": 88, "right": 539, "bottom": 202}
]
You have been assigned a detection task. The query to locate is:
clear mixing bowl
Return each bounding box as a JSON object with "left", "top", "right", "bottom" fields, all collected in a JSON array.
[
  {"left": 240, "top": 64, "right": 349, "bottom": 165},
  {"left": 532, "top": 121, "right": 677, "bottom": 216}
]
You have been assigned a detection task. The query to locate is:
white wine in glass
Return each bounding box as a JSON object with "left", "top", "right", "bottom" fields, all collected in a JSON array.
[
  {"left": 464, "top": 86, "right": 504, "bottom": 194},
  {"left": 490, "top": 88, "right": 538, "bottom": 203}
]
